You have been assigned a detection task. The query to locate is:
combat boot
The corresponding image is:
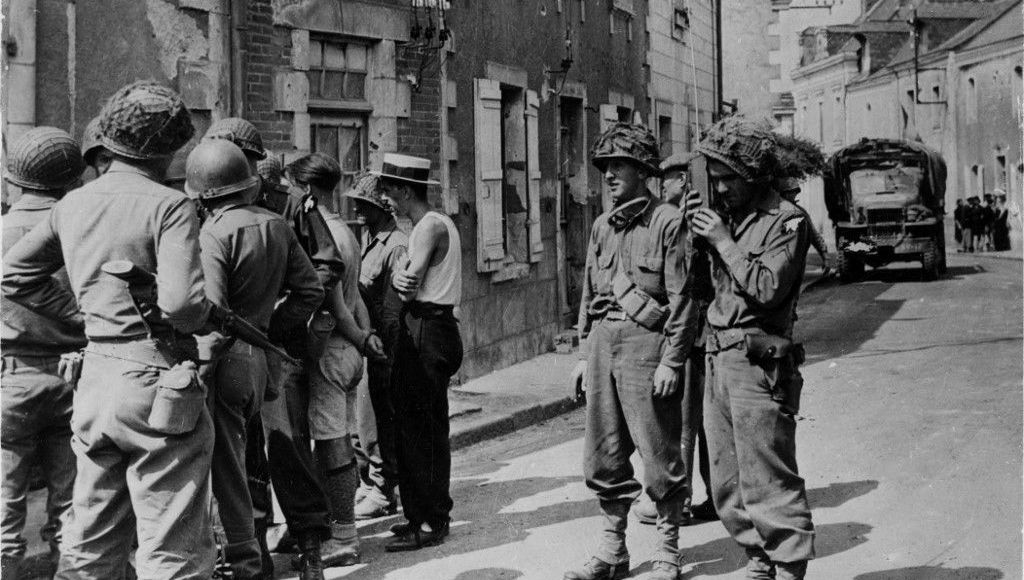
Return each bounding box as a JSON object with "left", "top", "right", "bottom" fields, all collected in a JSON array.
[
  {"left": 563, "top": 557, "right": 630, "bottom": 580},
  {"left": 648, "top": 560, "right": 681, "bottom": 580},
  {"left": 292, "top": 521, "right": 360, "bottom": 569},
  {"left": 745, "top": 549, "right": 775, "bottom": 579},
  {"left": 775, "top": 560, "right": 807, "bottom": 580},
  {"left": 294, "top": 533, "right": 325, "bottom": 580}
]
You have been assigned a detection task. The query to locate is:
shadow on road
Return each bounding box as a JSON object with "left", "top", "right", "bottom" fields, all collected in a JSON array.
[
  {"left": 453, "top": 568, "right": 524, "bottom": 579},
  {"left": 853, "top": 566, "right": 1004, "bottom": 579},
  {"left": 806, "top": 479, "right": 879, "bottom": 510},
  {"left": 679, "top": 521, "right": 872, "bottom": 579}
]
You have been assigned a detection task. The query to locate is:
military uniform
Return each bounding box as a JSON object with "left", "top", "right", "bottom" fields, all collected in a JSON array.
[
  {"left": 702, "top": 191, "right": 815, "bottom": 570},
  {"left": 577, "top": 192, "right": 700, "bottom": 567},
  {"left": 3, "top": 162, "right": 216, "bottom": 579},
  {"left": 193, "top": 139, "right": 324, "bottom": 580},
  {"left": 353, "top": 218, "right": 408, "bottom": 508},
  {"left": 1, "top": 193, "right": 85, "bottom": 576}
]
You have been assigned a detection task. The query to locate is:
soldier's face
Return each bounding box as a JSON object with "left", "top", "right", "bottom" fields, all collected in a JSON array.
[
  {"left": 662, "top": 168, "right": 687, "bottom": 205},
  {"left": 603, "top": 159, "right": 647, "bottom": 206},
  {"left": 708, "top": 160, "right": 758, "bottom": 214}
]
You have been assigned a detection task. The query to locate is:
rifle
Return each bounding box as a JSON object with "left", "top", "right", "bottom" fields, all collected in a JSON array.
[{"left": 101, "top": 260, "right": 300, "bottom": 366}]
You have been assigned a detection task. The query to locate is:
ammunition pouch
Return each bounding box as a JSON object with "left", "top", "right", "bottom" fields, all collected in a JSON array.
[
  {"left": 148, "top": 361, "right": 206, "bottom": 435},
  {"left": 611, "top": 271, "right": 669, "bottom": 332}
]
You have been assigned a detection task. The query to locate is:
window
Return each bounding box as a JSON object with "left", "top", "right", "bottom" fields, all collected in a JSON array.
[
  {"left": 996, "top": 154, "right": 1008, "bottom": 192},
  {"left": 832, "top": 94, "right": 843, "bottom": 145},
  {"left": 816, "top": 101, "right": 824, "bottom": 143},
  {"left": 967, "top": 77, "right": 977, "bottom": 124},
  {"left": 474, "top": 78, "right": 544, "bottom": 273},
  {"left": 307, "top": 38, "right": 368, "bottom": 102},
  {"left": 673, "top": 2, "right": 690, "bottom": 43},
  {"left": 932, "top": 86, "right": 942, "bottom": 130},
  {"left": 310, "top": 116, "right": 367, "bottom": 217},
  {"left": 658, "top": 115, "right": 673, "bottom": 158}
]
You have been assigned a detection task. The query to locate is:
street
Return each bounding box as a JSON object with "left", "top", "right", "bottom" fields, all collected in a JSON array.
[{"left": 283, "top": 253, "right": 1022, "bottom": 580}]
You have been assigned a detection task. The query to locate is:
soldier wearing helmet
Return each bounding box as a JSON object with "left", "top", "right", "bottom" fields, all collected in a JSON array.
[
  {"left": 202, "top": 117, "right": 343, "bottom": 580},
  {"left": 2, "top": 81, "right": 217, "bottom": 579},
  {"left": 186, "top": 139, "right": 324, "bottom": 580},
  {"left": 565, "top": 123, "right": 701, "bottom": 580},
  {"left": 0, "top": 127, "right": 86, "bottom": 579},
  {"left": 683, "top": 116, "right": 815, "bottom": 580}
]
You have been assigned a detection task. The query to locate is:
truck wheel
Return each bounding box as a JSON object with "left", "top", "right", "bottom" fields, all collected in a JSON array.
[
  {"left": 837, "top": 252, "right": 863, "bottom": 283},
  {"left": 922, "top": 241, "right": 941, "bottom": 281}
]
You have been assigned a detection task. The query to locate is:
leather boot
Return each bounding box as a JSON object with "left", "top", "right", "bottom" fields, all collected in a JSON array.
[
  {"left": 648, "top": 560, "right": 681, "bottom": 580},
  {"left": 775, "top": 560, "right": 807, "bottom": 580},
  {"left": 563, "top": 557, "right": 630, "bottom": 580},
  {"left": 745, "top": 548, "right": 775, "bottom": 580},
  {"left": 295, "top": 533, "right": 325, "bottom": 580}
]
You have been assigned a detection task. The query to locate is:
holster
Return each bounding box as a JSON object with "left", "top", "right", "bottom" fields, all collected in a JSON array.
[
  {"left": 611, "top": 271, "right": 668, "bottom": 332},
  {"left": 743, "top": 334, "right": 794, "bottom": 364}
]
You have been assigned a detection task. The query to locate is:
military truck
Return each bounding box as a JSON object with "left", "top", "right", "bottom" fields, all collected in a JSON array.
[{"left": 823, "top": 138, "right": 948, "bottom": 282}]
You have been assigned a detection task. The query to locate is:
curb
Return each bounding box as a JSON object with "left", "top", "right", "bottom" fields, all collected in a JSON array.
[
  {"left": 961, "top": 252, "right": 1023, "bottom": 262},
  {"left": 449, "top": 395, "right": 583, "bottom": 451}
]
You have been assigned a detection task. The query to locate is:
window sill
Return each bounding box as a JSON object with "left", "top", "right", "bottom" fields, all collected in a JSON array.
[
  {"left": 490, "top": 261, "right": 531, "bottom": 283},
  {"left": 308, "top": 99, "right": 374, "bottom": 113}
]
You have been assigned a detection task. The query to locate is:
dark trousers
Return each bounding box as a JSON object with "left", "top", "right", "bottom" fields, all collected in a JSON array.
[
  {"left": 392, "top": 310, "right": 463, "bottom": 529},
  {"left": 354, "top": 358, "right": 398, "bottom": 494},
  {"left": 208, "top": 343, "right": 267, "bottom": 579},
  {"left": 704, "top": 347, "right": 814, "bottom": 563},
  {"left": 247, "top": 352, "right": 330, "bottom": 540}
]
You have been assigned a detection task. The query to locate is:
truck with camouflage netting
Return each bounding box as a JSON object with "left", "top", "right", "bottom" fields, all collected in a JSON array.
[{"left": 823, "top": 138, "right": 948, "bottom": 282}]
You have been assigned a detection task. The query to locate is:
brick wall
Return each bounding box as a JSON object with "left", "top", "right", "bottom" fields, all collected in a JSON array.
[
  {"left": 396, "top": 49, "right": 443, "bottom": 206},
  {"left": 247, "top": 0, "right": 293, "bottom": 152}
]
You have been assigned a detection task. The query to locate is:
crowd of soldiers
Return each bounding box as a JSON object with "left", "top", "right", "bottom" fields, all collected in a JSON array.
[
  {"left": 1, "top": 78, "right": 816, "bottom": 580},
  {"left": 1, "top": 80, "right": 462, "bottom": 580}
]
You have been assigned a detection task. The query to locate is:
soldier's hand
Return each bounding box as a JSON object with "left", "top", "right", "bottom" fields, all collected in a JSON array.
[
  {"left": 572, "top": 360, "right": 589, "bottom": 398},
  {"left": 683, "top": 190, "right": 704, "bottom": 222},
  {"left": 652, "top": 363, "right": 679, "bottom": 398},
  {"left": 392, "top": 270, "right": 420, "bottom": 294},
  {"left": 691, "top": 209, "right": 730, "bottom": 245}
]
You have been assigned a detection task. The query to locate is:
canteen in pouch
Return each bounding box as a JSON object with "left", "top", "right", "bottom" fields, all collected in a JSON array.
[{"left": 148, "top": 361, "right": 206, "bottom": 435}]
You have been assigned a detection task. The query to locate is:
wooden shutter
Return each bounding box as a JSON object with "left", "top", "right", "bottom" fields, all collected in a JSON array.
[
  {"left": 475, "top": 78, "right": 505, "bottom": 272},
  {"left": 525, "top": 90, "right": 544, "bottom": 263}
]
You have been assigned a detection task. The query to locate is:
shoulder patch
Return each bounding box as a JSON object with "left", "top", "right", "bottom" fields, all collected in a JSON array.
[{"left": 783, "top": 216, "right": 804, "bottom": 233}]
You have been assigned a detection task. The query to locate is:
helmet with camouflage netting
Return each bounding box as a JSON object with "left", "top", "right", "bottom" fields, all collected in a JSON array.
[
  {"left": 5, "top": 126, "right": 86, "bottom": 190},
  {"left": 204, "top": 117, "right": 267, "bottom": 160},
  {"left": 80, "top": 117, "right": 106, "bottom": 165},
  {"left": 257, "top": 154, "right": 283, "bottom": 185},
  {"left": 696, "top": 115, "right": 778, "bottom": 182},
  {"left": 590, "top": 122, "right": 662, "bottom": 176},
  {"left": 97, "top": 80, "right": 195, "bottom": 160}
]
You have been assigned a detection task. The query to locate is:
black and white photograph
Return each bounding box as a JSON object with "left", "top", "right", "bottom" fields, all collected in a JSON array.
[{"left": 0, "top": 0, "right": 1021, "bottom": 578}]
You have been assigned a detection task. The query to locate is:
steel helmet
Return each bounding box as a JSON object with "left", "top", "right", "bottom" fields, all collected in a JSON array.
[
  {"left": 697, "top": 115, "right": 777, "bottom": 181},
  {"left": 257, "top": 154, "right": 283, "bottom": 184},
  {"left": 5, "top": 126, "right": 86, "bottom": 190},
  {"left": 81, "top": 117, "right": 105, "bottom": 165},
  {"left": 184, "top": 140, "right": 260, "bottom": 200},
  {"left": 98, "top": 81, "right": 195, "bottom": 160},
  {"left": 590, "top": 122, "right": 662, "bottom": 176},
  {"left": 204, "top": 117, "right": 266, "bottom": 160}
]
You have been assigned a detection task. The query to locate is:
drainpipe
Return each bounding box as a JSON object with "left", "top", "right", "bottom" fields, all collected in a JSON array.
[
  {"left": 714, "top": 0, "right": 723, "bottom": 119},
  {"left": 67, "top": 0, "right": 76, "bottom": 133},
  {"left": 229, "top": 0, "right": 246, "bottom": 116}
]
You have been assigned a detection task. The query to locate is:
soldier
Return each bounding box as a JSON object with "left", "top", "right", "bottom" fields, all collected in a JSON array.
[
  {"left": 346, "top": 175, "right": 407, "bottom": 520},
  {"left": 2, "top": 81, "right": 215, "bottom": 579},
  {"left": 632, "top": 153, "right": 718, "bottom": 528},
  {"left": 80, "top": 117, "right": 114, "bottom": 181},
  {"left": 186, "top": 139, "right": 324, "bottom": 580},
  {"left": 776, "top": 178, "right": 830, "bottom": 271},
  {"left": 683, "top": 116, "right": 815, "bottom": 580},
  {"left": 564, "top": 124, "right": 700, "bottom": 580},
  {"left": 374, "top": 153, "right": 463, "bottom": 552},
  {"left": 203, "top": 117, "right": 344, "bottom": 580},
  {"left": 1, "top": 127, "right": 87, "bottom": 579}
]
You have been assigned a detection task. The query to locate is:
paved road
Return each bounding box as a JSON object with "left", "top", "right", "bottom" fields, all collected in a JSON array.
[
  {"left": 284, "top": 253, "right": 1022, "bottom": 580},
  {"left": 20, "top": 254, "right": 1021, "bottom": 579}
]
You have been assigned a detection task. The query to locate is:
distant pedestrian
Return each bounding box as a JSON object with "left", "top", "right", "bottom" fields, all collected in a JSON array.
[
  {"left": 992, "top": 191, "right": 1011, "bottom": 251},
  {"left": 684, "top": 116, "right": 815, "bottom": 580},
  {"left": 963, "top": 196, "right": 980, "bottom": 253},
  {"left": 953, "top": 199, "right": 965, "bottom": 246},
  {"left": 565, "top": 124, "right": 701, "bottom": 580},
  {"left": 378, "top": 153, "right": 464, "bottom": 552},
  {"left": 1, "top": 127, "right": 87, "bottom": 579}
]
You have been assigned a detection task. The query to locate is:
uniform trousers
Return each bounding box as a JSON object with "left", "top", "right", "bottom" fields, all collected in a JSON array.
[
  {"left": 679, "top": 347, "right": 712, "bottom": 504},
  {"left": 208, "top": 343, "right": 267, "bottom": 579},
  {"left": 392, "top": 308, "right": 463, "bottom": 530},
  {"left": 55, "top": 345, "right": 215, "bottom": 580},
  {"left": 704, "top": 346, "right": 814, "bottom": 564},
  {"left": 247, "top": 352, "right": 330, "bottom": 540},
  {"left": 353, "top": 358, "right": 398, "bottom": 496},
  {"left": 1, "top": 355, "right": 75, "bottom": 573},
  {"left": 583, "top": 318, "right": 688, "bottom": 565}
]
